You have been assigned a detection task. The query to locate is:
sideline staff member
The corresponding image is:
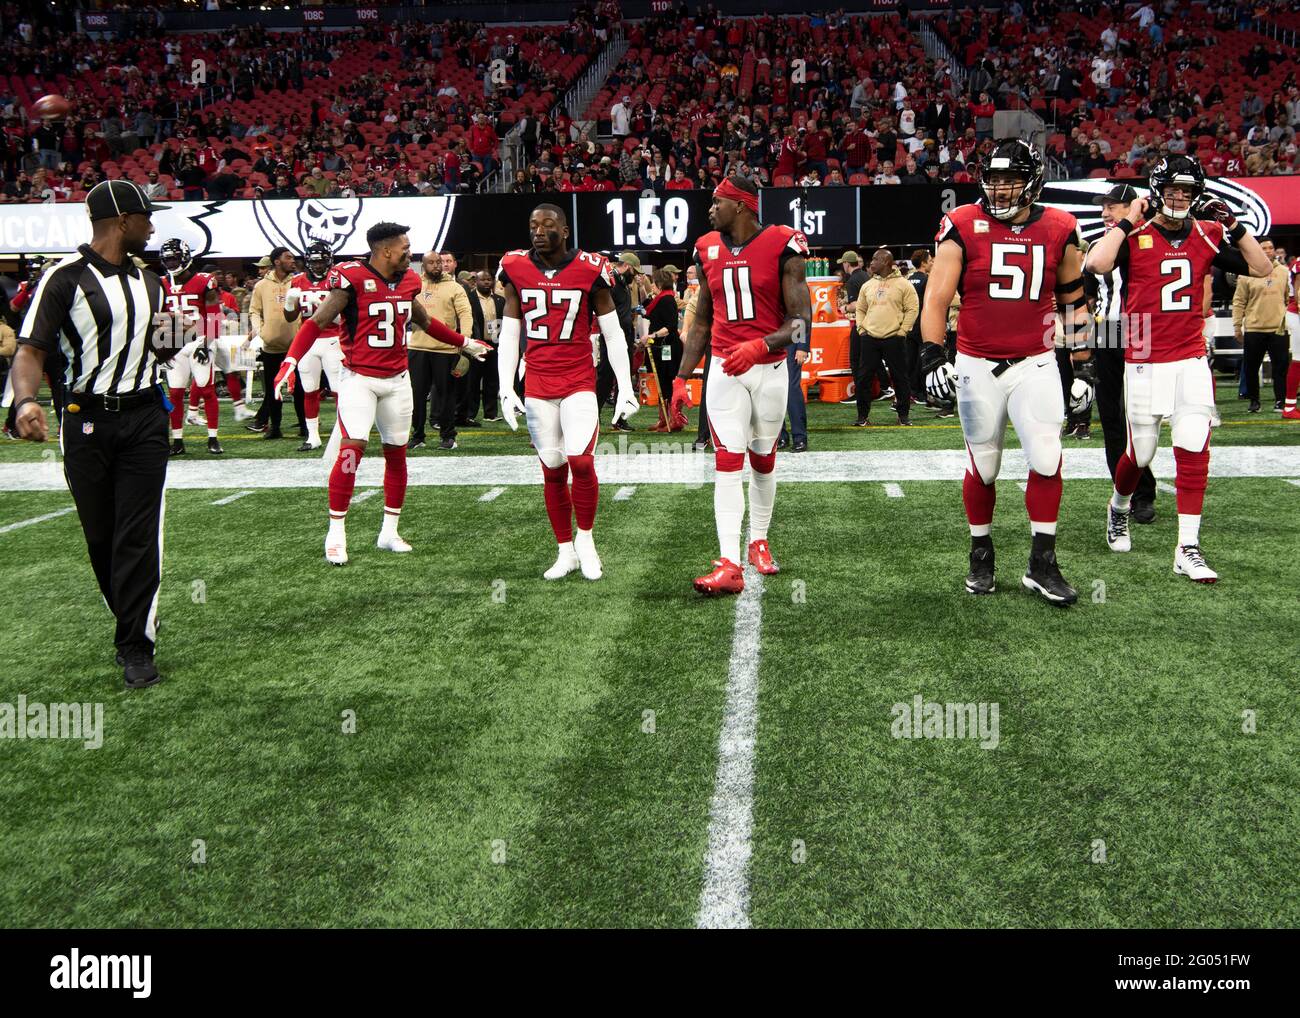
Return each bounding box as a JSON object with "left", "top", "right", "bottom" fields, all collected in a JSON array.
[{"left": 11, "top": 180, "right": 173, "bottom": 689}]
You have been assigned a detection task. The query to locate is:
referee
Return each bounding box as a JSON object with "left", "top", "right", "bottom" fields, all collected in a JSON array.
[
  {"left": 1088, "top": 183, "right": 1156, "bottom": 522},
  {"left": 11, "top": 180, "right": 174, "bottom": 689}
]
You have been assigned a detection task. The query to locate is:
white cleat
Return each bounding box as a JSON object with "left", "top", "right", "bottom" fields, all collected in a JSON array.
[
  {"left": 376, "top": 532, "right": 413, "bottom": 553},
  {"left": 186, "top": 409, "right": 205, "bottom": 426},
  {"left": 543, "top": 543, "right": 580, "bottom": 580},
  {"left": 573, "top": 529, "right": 603, "bottom": 580},
  {"left": 233, "top": 404, "right": 255, "bottom": 422},
  {"left": 325, "top": 532, "right": 349, "bottom": 566},
  {"left": 1174, "top": 544, "right": 1218, "bottom": 583},
  {"left": 1106, "top": 504, "right": 1132, "bottom": 552}
]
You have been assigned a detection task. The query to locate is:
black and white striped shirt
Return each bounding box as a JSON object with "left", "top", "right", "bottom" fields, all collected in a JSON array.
[
  {"left": 17, "top": 244, "right": 165, "bottom": 396},
  {"left": 1094, "top": 264, "right": 1125, "bottom": 323}
]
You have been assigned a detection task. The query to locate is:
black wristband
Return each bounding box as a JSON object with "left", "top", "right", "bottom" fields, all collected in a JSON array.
[
  {"left": 1228, "top": 222, "right": 1246, "bottom": 245},
  {"left": 14, "top": 396, "right": 39, "bottom": 415},
  {"left": 1117, "top": 219, "right": 1136, "bottom": 236}
]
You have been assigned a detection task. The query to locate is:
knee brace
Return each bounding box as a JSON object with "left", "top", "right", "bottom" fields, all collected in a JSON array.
[
  {"left": 748, "top": 448, "right": 776, "bottom": 474},
  {"left": 537, "top": 446, "right": 567, "bottom": 470},
  {"left": 715, "top": 449, "right": 745, "bottom": 473},
  {"left": 1025, "top": 430, "right": 1063, "bottom": 479}
]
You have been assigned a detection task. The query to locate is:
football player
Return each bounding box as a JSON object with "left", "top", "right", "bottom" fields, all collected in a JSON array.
[
  {"left": 920, "top": 139, "right": 1091, "bottom": 605},
  {"left": 670, "top": 175, "right": 812, "bottom": 595},
  {"left": 494, "top": 203, "right": 638, "bottom": 581},
  {"left": 1284, "top": 248, "right": 1300, "bottom": 420},
  {"left": 275, "top": 222, "right": 490, "bottom": 565},
  {"left": 187, "top": 269, "right": 250, "bottom": 427},
  {"left": 160, "top": 239, "right": 226, "bottom": 455},
  {"left": 1085, "top": 155, "right": 1272, "bottom": 581},
  {"left": 282, "top": 241, "right": 343, "bottom": 451}
]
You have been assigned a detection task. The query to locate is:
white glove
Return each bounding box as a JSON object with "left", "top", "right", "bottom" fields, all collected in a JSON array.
[
  {"left": 462, "top": 338, "right": 491, "bottom": 361},
  {"left": 284, "top": 287, "right": 301, "bottom": 312},
  {"left": 246, "top": 335, "right": 265, "bottom": 354},
  {"left": 926, "top": 361, "right": 958, "bottom": 402},
  {"left": 614, "top": 387, "right": 640, "bottom": 421},
  {"left": 499, "top": 388, "right": 526, "bottom": 431}
]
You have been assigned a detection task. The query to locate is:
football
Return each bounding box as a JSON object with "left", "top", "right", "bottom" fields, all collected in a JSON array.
[{"left": 31, "top": 94, "right": 71, "bottom": 120}]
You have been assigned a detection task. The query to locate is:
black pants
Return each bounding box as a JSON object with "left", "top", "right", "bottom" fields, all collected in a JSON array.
[
  {"left": 1093, "top": 341, "right": 1156, "bottom": 504},
  {"left": 1243, "top": 330, "right": 1289, "bottom": 404},
  {"left": 905, "top": 329, "right": 923, "bottom": 395},
  {"left": 856, "top": 334, "right": 910, "bottom": 419},
  {"left": 61, "top": 397, "right": 169, "bottom": 659},
  {"left": 466, "top": 349, "right": 498, "bottom": 419},
  {"left": 255, "top": 352, "right": 305, "bottom": 433},
  {"left": 410, "top": 350, "right": 459, "bottom": 443}
]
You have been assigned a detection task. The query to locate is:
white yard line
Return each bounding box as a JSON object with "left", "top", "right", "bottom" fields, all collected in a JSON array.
[
  {"left": 352, "top": 488, "right": 380, "bottom": 503},
  {"left": 613, "top": 486, "right": 637, "bottom": 501},
  {"left": 883, "top": 483, "right": 904, "bottom": 498},
  {"left": 1017, "top": 481, "right": 1028, "bottom": 492},
  {"left": 477, "top": 487, "right": 506, "bottom": 502},
  {"left": 1, "top": 447, "right": 1297, "bottom": 491},
  {"left": 1285, "top": 479, "right": 1300, "bottom": 488},
  {"left": 696, "top": 568, "right": 766, "bottom": 930},
  {"left": 1156, "top": 481, "right": 1178, "bottom": 495},
  {"left": 0, "top": 506, "right": 75, "bottom": 534},
  {"left": 210, "top": 490, "right": 254, "bottom": 506}
]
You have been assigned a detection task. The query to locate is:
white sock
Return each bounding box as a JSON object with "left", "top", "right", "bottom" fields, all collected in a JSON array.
[
  {"left": 556, "top": 540, "right": 575, "bottom": 558},
  {"left": 1030, "top": 520, "right": 1057, "bottom": 536},
  {"left": 968, "top": 523, "right": 991, "bottom": 538},
  {"left": 747, "top": 468, "right": 776, "bottom": 542},
  {"left": 232, "top": 399, "right": 244, "bottom": 409},
  {"left": 715, "top": 468, "right": 744, "bottom": 564},
  {"left": 306, "top": 417, "right": 321, "bottom": 444},
  {"left": 1110, "top": 489, "right": 1132, "bottom": 512},
  {"left": 1178, "top": 513, "right": 1201, "bottom": 547},
  {"left": 380, "top": 509, "right": 400, "bottom": 537},
  {"left": 207, "top": 428, "right": 218, "bottom": 438},
  {"left": 328, "top": 513, "right": 346, "bottom": 537}
]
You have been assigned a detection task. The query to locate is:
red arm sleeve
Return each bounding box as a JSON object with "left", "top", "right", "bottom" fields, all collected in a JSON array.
[
  {"left": 420, "top": 312, "right": 466, "bottom": 348},
  {"left": 285, "top": 318, "right": 321, "bottom": 362}
]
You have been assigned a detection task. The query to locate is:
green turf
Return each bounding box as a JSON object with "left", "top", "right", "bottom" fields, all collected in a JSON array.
[{"left": 1, "top": 432, "right": 1297, "bottom": 927}]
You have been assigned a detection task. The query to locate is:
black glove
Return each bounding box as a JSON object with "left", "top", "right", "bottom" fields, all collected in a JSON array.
[
  {"left": 194, "top": 346, "right": 210, "bottom": 365},
  {"left": 918, "top": 341, "right": 948, "bottom": 377},
  {"left": 1072, "top": 357, "right": 1097, "bottom": 386},
  {"left": 1193, "top": 194, "right": 1236, "bottom": 227}
]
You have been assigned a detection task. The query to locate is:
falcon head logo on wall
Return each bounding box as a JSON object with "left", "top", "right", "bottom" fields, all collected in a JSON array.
[{"left": 1041, "top": 178, "right": 1271, "bottom": 245}]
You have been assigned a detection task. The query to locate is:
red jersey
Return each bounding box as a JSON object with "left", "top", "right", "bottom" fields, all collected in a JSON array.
[
  {"left": 11, "top": 280, "right": 34, "bottom": 313},
  {"left": 289, "top": 271, "right": 341, "bottom": 339},
  {"left": 162, "top": 271, "right": 223, "bottom": 341},
  {"left": 694, "top": 223, "right": 808, "bottom": 365},
  {"left": 497, "top": 247, "right": 614, "bottom": 399},
  {"left": 1116, "top": 218, "right": 1229, "bottom": 363},
  {"left": 331, "top": 261, "right": 422, "bottom": 378},
  {"left": 1287, "top": 257, "right": 1299, "bottom": 314},
  {"left": 938, "top": 202, "right": 1080, "bottom": 359}
]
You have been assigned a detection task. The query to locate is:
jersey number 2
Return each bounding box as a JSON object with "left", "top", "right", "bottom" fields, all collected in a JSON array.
[{"left": 1158, "top": 259, "right": 1194, "bottom": 311}]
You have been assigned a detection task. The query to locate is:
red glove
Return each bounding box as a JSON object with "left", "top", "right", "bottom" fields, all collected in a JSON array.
[
  {"left": 722, "top": 338, "right": 769, "bottom": 376},
  {"left": 272, "top": 357, "right": 297, "bottom": 399},
  {"left": 670, "top": 376, "right": 693, "bottom": 417}
]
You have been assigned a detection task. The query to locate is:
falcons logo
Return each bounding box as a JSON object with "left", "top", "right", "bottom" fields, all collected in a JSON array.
[{"left": 1039, "top": 178, "right": 1271, "bottom": 245}]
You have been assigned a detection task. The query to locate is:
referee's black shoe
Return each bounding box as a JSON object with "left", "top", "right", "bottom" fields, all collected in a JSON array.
[
  {"left": 965, "top": 540, "right": 996, "bottom": 595},
  {"left": 207, "top": 437, "right": 224, "bottom": 455},
  {"left": 170, "top": 438, "right": 187, "bottom": 456},
  {"left": 245, "top": 421, "right": 267, "bottom": 433},
  {"left": 1131, "top": 498, "right": 1156, "bottom": 524},
  {"left": 123, "top": 651, "right": 162, "bottom": 690},
  {"left": 263, "top": 429, "right": 284, "bottom": 440},
  {"left": 1022, "top": 539, "right": 1077, "bottom": 606}
]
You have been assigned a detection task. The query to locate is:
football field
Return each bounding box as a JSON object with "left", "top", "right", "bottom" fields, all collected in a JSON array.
[{"left": 1, "top": 396, "right": 1297, "bottom": 928}]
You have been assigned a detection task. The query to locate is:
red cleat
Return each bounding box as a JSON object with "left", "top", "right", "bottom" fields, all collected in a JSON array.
[
  {"left": 693, "top": 558, "right": 745, "bottom": 596},
  {"left": 1282, "top": 407, "right": 1300, "bottom": 420},
  {"left": 747, "top": 539, "right": 779, "bottom": 574}
]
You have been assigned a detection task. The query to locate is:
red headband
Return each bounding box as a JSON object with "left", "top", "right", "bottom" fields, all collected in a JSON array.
[{"left": 713, "top": 178, "right": 759, "bottom": 214}]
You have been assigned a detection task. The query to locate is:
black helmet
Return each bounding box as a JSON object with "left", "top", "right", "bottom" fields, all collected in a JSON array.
[
  {"left": 304, "top": 241, "right": 333, "bottom": 280},
  {"left": 978, "top": 138, "right": 1045, "bottom": 221},
  {"left": 159, "top": 238, "right": 192, "bottom": 275},
  {"left": 1147, "top": 154, "right": 1205, "bottom": 221}
]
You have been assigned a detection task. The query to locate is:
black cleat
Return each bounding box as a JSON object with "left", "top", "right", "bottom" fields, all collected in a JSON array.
[
  {"left": 456, "top": 418, "right": 481, "bottom": 428},
  {"left": 263, "top": 429, "right": 284, "bottom": 440},
  {"left": 244, "top": 421, "right": 267, "bottom": 433},
  {"left": 438, "top": 437, "right": 457, "bottom": 450},
  {"left": 1131, "top": 498, "right": 1155, "bottom": 524},
  {"left": 777, "top": 434, "right": 790, "bottom": 449},
  {"left": 169, "top": 439, "right": 186, "bottom": 456},
  {"left": 611, "top": 418, "right": 633, "bottom": 433},
  {"left": 896, "top": 415, "right": 912, "bottom": 427},
  {"left": 965, "top": 543, "right": 996, "bottom": 595},
  {"left": 792, "top": 439, "right": 808, "bottom": 452},
  {"left": 123, "top": 651, "right": 162, "bottom": 689},
  {"left": 407, "top": 438, "right": 426, "bottom": 450},
  {"left": 1023, "top": 547, "right": 1078, "bottom": 606},
  {"left": 853, "top": 417, "right": 871, "bottom": 427},
  {"left": 1247, "top": 400, "right": 1261, "bottom": 413},
  {"left": 207, "top": 437, "right": 224, "bottom": 455}
]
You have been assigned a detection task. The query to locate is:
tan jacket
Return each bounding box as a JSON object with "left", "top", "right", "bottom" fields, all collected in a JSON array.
[
  {"left": 855, "top": 267, "right": 919, "bottom": 339},
  {"left": 250, "top": 272, "right": 295, "bottom": 352},
  {"left": 0, "top": 320, "right": 16, "bottom": 358},
  {"left": 411, "top": 276, "right": 472, "bottom": 353},
  {"left": 1232, "top": 263, "right": 1288, "bottom": 334}
]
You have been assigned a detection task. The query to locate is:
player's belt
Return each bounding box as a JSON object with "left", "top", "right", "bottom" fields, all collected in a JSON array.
[{"left": 990, "top": 356, "right": 1027, "bottom": 377}]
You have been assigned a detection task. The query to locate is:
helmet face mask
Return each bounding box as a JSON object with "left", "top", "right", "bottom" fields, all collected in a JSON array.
[
  {"left": 1148, "top": 155, "right": 1205, "bottom": 222},
  {"left": 304, "top": 242, "right": 333, "bottom": 280},
  {"left": 160, "top": 238, "right": 192, "bottom": 275},
  {"left": 978, "top": 139, "right": 1045, "bottom": 221}
]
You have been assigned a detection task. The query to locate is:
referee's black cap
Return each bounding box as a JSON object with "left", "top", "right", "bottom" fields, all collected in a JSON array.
[
  {"left": 86, "top": 180, "right": 167, "bottom": 221},
  {"left": 1092, "top": 183, "right": 1140, "bottom": 205}
]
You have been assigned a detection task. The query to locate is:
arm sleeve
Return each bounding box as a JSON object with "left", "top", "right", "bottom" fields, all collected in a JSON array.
[
  {"left": 1212, "top": 247, "right": 1249, "bottom": 275},
  {"left": 496, "top": 315, "right": 521, "bottom": 394},
  {"left": 597, "top": 308, "right": 633, "bottom": 390},
  {"left": 16, "top": 264, "right": 75, "bottom": 352}
]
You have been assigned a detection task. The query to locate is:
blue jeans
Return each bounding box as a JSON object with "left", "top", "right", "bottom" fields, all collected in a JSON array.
[{"left": 779, "top": 347, "right": 808, "bottom": 445}]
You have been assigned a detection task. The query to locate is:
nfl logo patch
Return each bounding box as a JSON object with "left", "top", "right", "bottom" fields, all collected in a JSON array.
[
  {"left": 974, "top": 220, "right": 989, "bottom": 233},
  {"left": 364, "top": 279, "right": 377, "bottom": 291},
  {"left": 707, "top": 245, "right": 720, "bottom": 260},
  {"left": 1138, "top": 235, "right": 1154, "bottom": 249},
  {"left": 82, "top": 422, "right": 94, "bottom": 435}
]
